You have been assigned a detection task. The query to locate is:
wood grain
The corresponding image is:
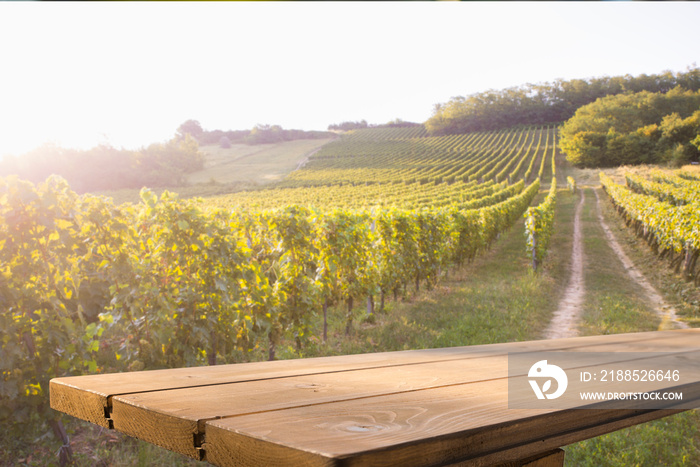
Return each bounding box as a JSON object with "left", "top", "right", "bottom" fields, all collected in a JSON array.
[
  {"left": 202, "top": 382, "right": 691, "bottom": 467},
  {"left": 109, "top": 348, "right": 700, "bottom": 458},
  {"left": 48, "top": 329, "right": 700, "bottom": 466},
  {"left": 50, "top": 328, "right": 689, "bottom": 426}
]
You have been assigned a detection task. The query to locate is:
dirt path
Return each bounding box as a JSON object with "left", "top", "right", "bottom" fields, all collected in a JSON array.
[
  {"left": 295, "top": 144, "right": 329, "bottom": 171},
  {"left": 593, "top": 189, "right": 688, "bottom": 330},
  {"left": 543, "top": 189, "right": 586, "bottom": 339},
  {"left": 543, "top": 186, "right": 687, "bottom": 338}
]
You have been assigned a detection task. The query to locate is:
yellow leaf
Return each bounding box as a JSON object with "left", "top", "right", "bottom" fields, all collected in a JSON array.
[{"left": 55, "top": 218, "right": 72, "bottom": 230}]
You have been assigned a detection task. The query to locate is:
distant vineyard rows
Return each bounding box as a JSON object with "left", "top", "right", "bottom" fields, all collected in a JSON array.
[{"left": 211, "top": 126, "right": 556, "bottom": 207}]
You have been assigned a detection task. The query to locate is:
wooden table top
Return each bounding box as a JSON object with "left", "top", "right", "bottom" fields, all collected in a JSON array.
[{"left": 50, "top": 329, "right": 700, "bottom": 466}]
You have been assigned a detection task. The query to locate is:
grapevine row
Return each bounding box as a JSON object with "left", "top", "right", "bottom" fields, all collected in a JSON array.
[
  {"left": 524, "top": 178, "right": 558, "bottom": 271},
  {"left": 625, "top": 172, "right": 700, "bottom": 206},
  {"left": 600, "top": 172, "right": 699, "bottom": 284},
  {"left": 0, "top": 174, "right": 541, "bottom": 423}
]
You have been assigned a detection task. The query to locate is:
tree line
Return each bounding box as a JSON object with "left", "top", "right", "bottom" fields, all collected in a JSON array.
[
  {"left": 178, "top": 120, "right": 334, "bottom": 147},
  {"left": 0, "top": 135, "right": 204, "bottom": 193},
  {"left": 425, "top": 66, "right": 700, "bottom": 136},
  {"left": 559, "top": 87, "right": 700, "bottom": 167},
  {"left": 327, "top": 119, "right": 422, "bottom": 132}
]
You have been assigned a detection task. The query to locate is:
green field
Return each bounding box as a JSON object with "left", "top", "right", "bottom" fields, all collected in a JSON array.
[
  {"left": 188, "top": 138, "right": 335, "bottom": 185},
  {"left": 94, "top": 137, "right": 334, "bottom": 204}
]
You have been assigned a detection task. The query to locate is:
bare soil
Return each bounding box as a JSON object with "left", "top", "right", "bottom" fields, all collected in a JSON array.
[
  {"left": 543, "top": 189, "right": 585, "bottom": 339},
  {"left": 544, "top": 187, "right": 688, "bottom": 339},
  {"left": 593, "top": 189, "right": 688, "bottom": 330}
]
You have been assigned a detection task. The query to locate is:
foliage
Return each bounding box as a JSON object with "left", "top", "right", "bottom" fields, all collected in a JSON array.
[
  {"left": 1, "top": 162, "right": 541, "bottom": 434},
  {"left": 426, "top": 67, "right": 700, "bottom": 135},
  {"left": 138, "top": 134, "right": 205, "bottom": 180},
  {"left": 178, "top": 121, "right": 334, "bottom": 146},
  {"left": 0, "top": 176, "right": 125, "bottom": 426},
  {"left": 328, "top": 120, "right": 422, "bottom": 132},
  {"left": 600, "top": 172, "right": 700, "bottom": 284},
  {"left": 560, "top": 88, "right": 700, "bottom": 167},
  {"left": 524, "top": 178, "right": 557, "bottom": 271},
  {"left": 625, "top": 171, "right": 700, "bottom": 206},
  {"left": 0, "top": 136, "right": 205, "bottom": 193},
  {"left": 176, "top": 119, "right": 204, "bottom": 141},
  {"left": 328, "top": 120, "right": 369, "bottom": 131},
  {"left": 219, "top": 136, "right": 231, "bottom": 149}
]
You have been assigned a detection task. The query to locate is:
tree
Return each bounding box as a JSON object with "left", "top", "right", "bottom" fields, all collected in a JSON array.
[
  {"left": 425, "top": 66, "right": 700, "bottom": 136},
  {"left": 328, "top": 120, "right": 369, "bottom": 131},
  {"left": 560, "top": 89, "right": 700, "bottom": 167},
  {"left": 657, "top": 111, "right": 700, "bottom": 165},
  {"left": 219, "top": 136, "right": 232, "bottom": 149},
  {"left": 176, "top": 120, "right": 204, "bottom": 141},
  {"left": 246, "top": 124, "right": 285, "bottom": 144}
]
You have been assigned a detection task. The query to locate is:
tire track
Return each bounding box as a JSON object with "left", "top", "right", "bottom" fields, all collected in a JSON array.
[
  {"left": 544, "top": 189, "right": 586, "bottom": 339},
  {"left": 593, "top": 189, "right": 688, "bottom": 330}
]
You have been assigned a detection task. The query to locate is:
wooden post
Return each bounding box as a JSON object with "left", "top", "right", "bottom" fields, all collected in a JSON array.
[
  {"left": 49, "top": 418, "right": 73, "bottom": 467},
  {"left": 683, "top": 241, "right": 694, "bottom": 280},
  {"left": 322, "top": 298, "right": 328, "bottom": 342},
  {"left": 531, "top": 218, "right": 538, "bottom": 272},
  {"left": 208, "top": 330, "right": 217, "bottom": 366},
  {"left": 345, "top": 297, "right": 353, "bottom": 336},
  {"left": 268, "top": 331, "right": 276, "bottom": 361}
]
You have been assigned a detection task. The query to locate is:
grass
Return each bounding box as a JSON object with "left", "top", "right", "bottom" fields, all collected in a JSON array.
[
  {"left": 1, "top": 415, "right": 204, "bottom": 467},
  {"left": 566, "top": 412, "right": 700, "bottom": 467},
  {"left": 285, "top": 187, "right": 569, "bottom": 359},
  {"left": 188, "top": 139, "right": 334, "bottom": 186},
  {"left": 594, "top": 170, "right": 700, "bottom": 326},
  {"left": 576, "top": 187, "right": 660, "bottom": 336},
  {"left": 94, "top": 138, "right": 334, "bottom": 204}
]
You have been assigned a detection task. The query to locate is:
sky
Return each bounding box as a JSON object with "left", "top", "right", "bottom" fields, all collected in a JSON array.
[{"left": 0, "top": 2, "right": 699, "bottom": 158}]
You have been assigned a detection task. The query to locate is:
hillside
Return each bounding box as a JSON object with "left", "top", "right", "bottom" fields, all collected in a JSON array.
[
  {"left": 208, "top": 125, "right": 555, "bottom": 209},
  {"left": 188, "top": 138, "right": 335, "bottom": 186},
  {"left": 94, "top": 137, "right": 334, "bottom": 204},
  {"left": 2, "top": 124, "right": 700, "bottom": 466},
  {"left": 426, "top": 66, "right": 700, "bottom": 135}
]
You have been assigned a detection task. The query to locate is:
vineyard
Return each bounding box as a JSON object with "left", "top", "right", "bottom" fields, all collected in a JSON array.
[
  {"left": 601, "top": 169, "right": 700, "bottom": 285},
  {"left": 0, "top": 125, "right": 560, "bottom": 437}
]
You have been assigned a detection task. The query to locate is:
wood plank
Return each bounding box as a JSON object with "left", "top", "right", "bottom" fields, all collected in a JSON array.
[
  {"left": 50, "top": 329, "right": 697, "bottom": 428},
  {"left": 49, "top": 329, "right": 700, "bottom": 464},
  {"left": 111, "top": 356, "right": 515, "bottom": 458},
  {"left": 51, "top": 345, "right": 492, "bottom": 428},
  {"left": 112, "top": 348, "right": 700, "bottom": 459},
  {"left": 202, "top": 376, "right": 695, "bottom": 467}
]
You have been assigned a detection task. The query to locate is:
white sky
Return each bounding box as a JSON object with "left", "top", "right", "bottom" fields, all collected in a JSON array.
[{"left": 0, "top": 2, "right": 698, "bottom": 158}]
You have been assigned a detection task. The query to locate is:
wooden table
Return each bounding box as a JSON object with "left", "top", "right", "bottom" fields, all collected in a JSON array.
[{"left": 50, "top": 329, "right": 700, "bottom": 466}]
